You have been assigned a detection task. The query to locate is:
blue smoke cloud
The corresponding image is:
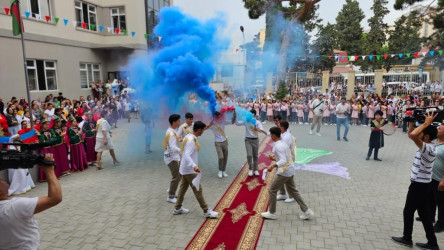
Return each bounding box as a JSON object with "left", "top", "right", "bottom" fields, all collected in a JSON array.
[{"left": 127, "top": 7, "right": 229, "bottom": 115}]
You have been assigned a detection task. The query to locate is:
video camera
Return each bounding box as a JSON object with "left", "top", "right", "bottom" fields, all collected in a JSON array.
[
  {"left": 0, "top": 143, "right": 54, "bottom": 171},
  {"left": 405, "top": 107, "right": 444, "bottom": 125}
]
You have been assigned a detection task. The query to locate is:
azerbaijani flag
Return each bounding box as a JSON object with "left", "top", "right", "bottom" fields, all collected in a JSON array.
[{"left": 10, "top": 0, "right": 24, "bottom": 36}]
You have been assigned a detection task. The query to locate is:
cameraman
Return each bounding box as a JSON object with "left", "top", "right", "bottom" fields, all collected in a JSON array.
[
  {"left": 392, "top": 113, "right": 440, "bottom": 249},
  {"left": 0, "top": 154, "right": 62, "bottom": 250}
]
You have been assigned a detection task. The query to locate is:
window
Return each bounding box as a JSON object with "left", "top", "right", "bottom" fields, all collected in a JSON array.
[
  {"left": 26, "top": 59, "right": 58, "bottom": 91},
  {"left": 20, "top": 0, "right": 51, "bottom": 19},
  {"left": 75, "top": 1, "right": 97, "bottom": 31},
  {"left": 80, "top": 63, "right": 101, "bottom": 88},
  {"left": 111, "top": 7, "right": 126, "bottom": 31}
]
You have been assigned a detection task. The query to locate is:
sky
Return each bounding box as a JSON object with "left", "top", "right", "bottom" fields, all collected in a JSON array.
[{"left": 174, "top": 0, "right": 431, "bottom": 49}]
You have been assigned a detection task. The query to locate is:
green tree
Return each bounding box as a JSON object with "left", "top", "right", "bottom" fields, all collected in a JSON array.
[
  {"left": 275, "top": 81, "right": 289, "bottom": 100},
  {"left": 386, "top": 12, "right": 422, "bottom": 70},
  {"left": 312, "top": 23, "right": 337, "bottom": 72},
  {"left": 335, "top": 0, "right": 365, "bottom": 56},
  {"left": 358, "top": 0, "right": 389, "bottom": 72}
]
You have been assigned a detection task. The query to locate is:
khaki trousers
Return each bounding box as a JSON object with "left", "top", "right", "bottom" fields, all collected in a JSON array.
[
  {"left": 269, "top": 175, "right": 308, "bottom": 214},
  {"left": 167, "top": 161, "right": 181, "bottom": 199},
  {"left": 215, "top": 140, "right": 228, "bottom": 171},
  {"left": 175, "top": 174, "right": 208, "bottom": 212},
  {"left": 310, "top": 114, "right": 322, "bottom": 132}
]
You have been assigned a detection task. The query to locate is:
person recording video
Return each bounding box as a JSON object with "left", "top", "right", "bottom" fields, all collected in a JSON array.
[
  {"left": 392, "top": 112, "right": 440, "bottom": 250},
  {"left": 0, "top": 153, "right": 62, "bottom": 250}
]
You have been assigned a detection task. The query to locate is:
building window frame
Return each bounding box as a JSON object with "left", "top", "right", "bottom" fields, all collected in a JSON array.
[
  {"left": 80, "top": 63, "right": 101, "bottom": 89},
  {"left": 20, "top": 0, "right": 52, "bottom": 20},
  {"left": 75, "top": 0, "right": 97, "bottom": 31},
  {"left": 111, "top": 7, "right": 126, "bottom": 32},
  {"left": 26, "top": 59, "right": 58, "bottom": 91}
]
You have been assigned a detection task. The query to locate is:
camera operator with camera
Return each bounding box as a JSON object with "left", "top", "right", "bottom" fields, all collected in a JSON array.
[
  {"left": 0, "top": 153, "right": 62, "bottom": 250},
  {"left": 392, "top": 112, "right": 440, "bottom": 250}
]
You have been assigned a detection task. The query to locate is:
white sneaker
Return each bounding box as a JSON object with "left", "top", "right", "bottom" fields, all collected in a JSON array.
[
  {"left": 204, "top": 209, "right": 219, "bottom": 218},
  {"left": 248, "top": 170, "right": 253, "bottom": 176},
  {"left": 263, "top": 121, "right": 267, "bottom": 124},
  {"left": 316, "top": 133, "right": 322, "bottom": 136},
  {"left": 299, "top": 122, "right": 302, "bottom": 125},
  {"left": 173, "top": 207, "right": 190, "bottom": 215},
  {"left": 309, "top": 130, "right": 313, "bottom": 135},
  {"left": 284, "top": 198, "right": 295, "bottom": 203},
  {"left": 261, "top": 211, "right": 277, "bottom": 220},
  {"left": 277, "top": 194, "right": 288, "bottom": 200},
  {"left": 254, "top": 170, "right": 260, "bottom": 176},
  {"left": 218, "top": 171, "right": 223, "bottom": 179},
  {"left": 222, "top": 172, "right": 228, "bottom": 177},
  {"left": 166, "top": 197, "right": 177, "bottom": 203},
  {"left": 299, "top": 208, "right": 314, "bottom": 220}
]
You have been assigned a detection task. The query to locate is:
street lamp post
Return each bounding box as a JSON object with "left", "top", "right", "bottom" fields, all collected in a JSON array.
[{"left": 240, "top": 26, "right": 246, "bottom": 91}]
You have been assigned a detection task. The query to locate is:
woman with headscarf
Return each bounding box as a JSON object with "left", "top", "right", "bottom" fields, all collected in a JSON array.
[
  {"left": 50, "top": 116, "right": 70, "bottom": 176},
  {"left": 68, "top": 117, "right": 88, "bottom": 172},
  {"left": 82, "top": 112, "right": 97, "bottom": 166}
]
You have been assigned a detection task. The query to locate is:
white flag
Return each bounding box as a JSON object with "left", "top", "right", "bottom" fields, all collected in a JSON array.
[
  {"left": 362, "top": 56, "right": 366, "bottom": 60},
  {"left": 422, "top": 52, "right": 427, "bottom": 57},
  {"left": 72, "top": 20, "right": 77, "bottom": 28},
  {"left": 35, "top": 14, "right": 40, "bottom": 20},
  {"left": 391, "top": 54, "right": 395, "bottom": 58},
  {"left": 107, "top": 27, "right": 112, "bottom": 33}
]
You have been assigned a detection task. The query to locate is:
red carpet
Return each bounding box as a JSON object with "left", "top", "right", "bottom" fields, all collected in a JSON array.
[{"left": 186, "top": 136, "right": 275, "bottom": 250}]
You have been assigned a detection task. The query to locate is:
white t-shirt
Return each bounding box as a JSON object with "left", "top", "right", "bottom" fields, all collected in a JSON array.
[
  {"left": 179, "top": 134, "right": 199, "bottom": 175},
  {"left": 410, "top": 143, "right": 436, "bottom": 183},
  {"left": 96, "top": 119, "right": 111, "bottom": 139},
  {"left": 0, "top": 197, "right": 39, "bottom": 250}
]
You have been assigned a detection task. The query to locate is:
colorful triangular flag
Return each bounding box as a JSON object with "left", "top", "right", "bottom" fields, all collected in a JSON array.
[
  {"left": 72, "top": 20, "right": 77, "bottom": 27},
  {"left": 107, "top": 27, "right": 112, "bottom": 33},
  {"left": 35, "top": 14, "right": 41, "bottom": 20},
  {"left": 430, "top": 51, "right": 434, "bottom": 56},
  {"left": 414, "top": 52, "right": 419, "bottom": 58},
  {"left": 90, "top": 24, "right": 95, "bottom": 30},
  {"left": 383, "top": 54, "right": 388, "bottom": 60},
  {"left": 123, "top": 29, "right": 127, "bottom": 35},
  {"left": 54, "top": 17, "right": 59, "bottom": 24},
  {"left": 399, "top": 53, "right": 403, "bottom": 58},
  {"left": 362, "top": 56, "right": 366, "bottom": 60},
  {"left": 63, "top": 19, "right": 68, "bottom": 25},
  {"left": 4, "top": 7, "right": 10, "bottom": 15},
  {"left": 406, "top": 53, "right": 411, "bottom": 58},
  {"left": 348, "top": 56, "right": 351, "bottom": 61},
  {"left": 341, "top": 56, "right": 345, "bottom": 60},
  {"left": 376, "top": 55, "right": 381, "bottom": 60},
  {"left": 390, "top": 54, "right": 395, "bottom": 58},
  {"left": 334, "top": 55, "right": 339, "bottom": 60},
  {"left": 81, "top": 22, "right": 86, "bottom": 29},
  {"left": 115, "top": 28, "right": 120, "bottom": 34},
  {"left": 99, "top": 25, "right": 103, "bottom": 32},
  {"left": 45, "top": 15, "right": 50, "bottom": 22},
  {"left": 151, "top": 34, "right": 156, "bottom": 40},
  {"left": 131, "top": 31, "right": 136, "bottom": 37},
  {"left": 24, "top": 11, "right": 30, "bottom": 19},
  {"left": 328, "top": 56, "right": 332, "bottom": 59},
  {"left": 144, "top": 33, "right": 148, "bottom": 39},
  {"left": 439, "top": 50, "right": 443, "bottom": 55},
  {"left": 369, "top": 55, "right": 373, "bottom": 61},
  {"left": 354, "top": 56, "right": 359, "bottom": 61},
  {"left": 422, "top": 52, "right": 427, "bottom": 57}
]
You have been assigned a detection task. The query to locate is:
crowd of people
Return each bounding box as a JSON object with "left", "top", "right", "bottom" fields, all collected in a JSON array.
[{"left": 0, "top": 84, "right": 140, "bottom": 196}]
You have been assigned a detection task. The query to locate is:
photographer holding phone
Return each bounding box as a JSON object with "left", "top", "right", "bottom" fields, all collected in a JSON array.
[{"left": 0, "top": 154, "right": 62, "bottom": 250}]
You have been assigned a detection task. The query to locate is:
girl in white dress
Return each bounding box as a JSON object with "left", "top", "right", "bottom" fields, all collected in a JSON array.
[{"left": 95, "top": 110, "right": 120, "bottom": 170}]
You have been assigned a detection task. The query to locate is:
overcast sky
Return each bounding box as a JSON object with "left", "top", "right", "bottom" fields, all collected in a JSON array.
[{"left": 174, "top": 0, "right": 430, "bottom": 49}]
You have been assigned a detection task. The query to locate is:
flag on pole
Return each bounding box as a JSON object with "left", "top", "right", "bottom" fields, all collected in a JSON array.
[{"left": 10, "top": 0, "right": 24, "bottom": 36}]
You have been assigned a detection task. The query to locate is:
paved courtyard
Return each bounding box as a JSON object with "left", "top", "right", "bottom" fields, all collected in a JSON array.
[{"left": 22, "top": 118, "right": 444, "bottom": 249}]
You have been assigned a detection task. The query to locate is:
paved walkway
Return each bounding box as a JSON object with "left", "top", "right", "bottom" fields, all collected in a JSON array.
[{"left": 18, "top": 119, "right": 444, "bottom": 249}]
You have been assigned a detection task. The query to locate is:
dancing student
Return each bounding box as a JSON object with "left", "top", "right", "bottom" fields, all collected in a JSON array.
[
  {"left": 68, "top": 117, "right": 88, "bottom": 172},
  {"left": 162, "top": 114, "right": 182, "bottom": 203},
  {"left": 261, "top": 127, "right": 314, "bottom": 220},
  {"left": 82, "top": 112, "right": 97, "bottom": 166},
  {"left": 177, "top": 112, "right": 194, "bottom": 140},
  {"left": 323, "top": 101, "right": 330, "bottom": 125},
  {"left": 329, "top": 101, "right": 336, "bottom": 125},
  {"left": 351, "top": 101, "right": 359, "bottom": 125},
  {"left": 366, "top": 110, "right": 396, "bottom": 161},
  {"left": 236, "top": 109, "right": 266, "bottom": 177},
  {"left": 50, "top": 116, "right": 70, "bottom": 176},
  {"left": 277, "top": 121, "right": 298, "bottom": 203},
  {"left": 37, "top": 119, "right": 58, "bottom": 181},
  {"left": 173, "top": 121, "right": 219, "bottom": 219},
  {"left": 368, "top": 102, "right": 375, "bottom": 126},
  {"left": 210, "top": 110, "right": 236, "bottom": 178},
  {"left": 95, "top": 110, "right": 120, "bottom": 170}
]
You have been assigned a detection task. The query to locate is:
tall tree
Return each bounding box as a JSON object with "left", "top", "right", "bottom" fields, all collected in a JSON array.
[
  {"left": 312, "top": 23, "right": 337, "bottom": 72},
  {"left": 335, "top": 0, "right": 365, "bottom": 55},
  {"left": 358, "top": 0, "right": 389, "bottom": 72},
  {"left": 386, "top": 12, "right": 422, "bottom": 70}
]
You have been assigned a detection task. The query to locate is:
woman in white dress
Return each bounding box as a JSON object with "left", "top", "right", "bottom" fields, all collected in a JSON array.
[
  {"left": 7, "top": 135, "right": 35, "bottom": 196},
  {"left": 95, "top": 110, "right": 120, "bottom": 170}
]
